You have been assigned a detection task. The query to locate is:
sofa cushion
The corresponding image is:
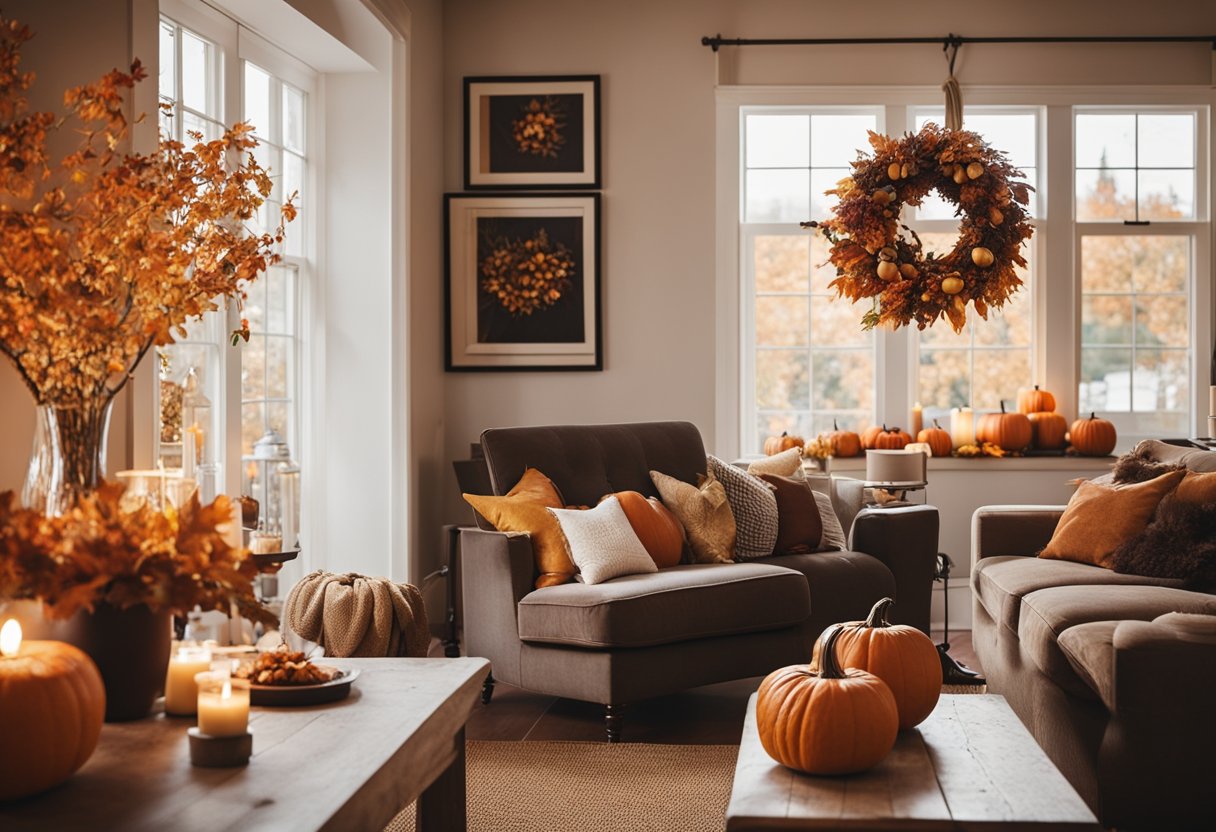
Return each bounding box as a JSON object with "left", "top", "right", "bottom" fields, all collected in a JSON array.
[
  {"left": 463, "top": 468, "right": 575, "bottom": 589},
  {"left": 1018, "top": 585, "right": 1216, "bottom": 698},
  {"left": 1131, "top": 439, "right": 1216, "bottom": 473},
  {"left": 650, "top": 469, "right": 736, "bottom": 564},
  {"left": 972, "top": 555, "right": 1187, "bottom": 632},
  {"left": 708, "top": 455, "right": 779, "bottom": 560},
  {"left": 607, "top": 491, "right": 685, "bottom": 569},
  {"left": 551, "top": 497, "right": 657, "bottom": 585},
  {"left": 747, "top": 447, "right": 805, "bottom": 480},
  {"left": 516, "top": 562, "right": 809, "bottom": 649},
  {"left": 1057, "top": 621, "right": 1119, "bottom": 709},
  {"left": 756, "top": 473, "right": 823, "bottom": 555},
  {"left": 758, "top": 550, "right": 897, "bottom": 631}
]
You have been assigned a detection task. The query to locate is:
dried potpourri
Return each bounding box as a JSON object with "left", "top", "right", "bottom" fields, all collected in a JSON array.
[{"left": 480, "top": 228, "right": 575, "bottom": 316}]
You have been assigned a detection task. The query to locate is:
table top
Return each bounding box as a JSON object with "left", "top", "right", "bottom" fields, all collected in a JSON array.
[
  {"left": 1, "top": 656, "right": 490, "bottom": 832},
  {"left": 727, "top": 693, "right": 1100, "bottom": 831}
]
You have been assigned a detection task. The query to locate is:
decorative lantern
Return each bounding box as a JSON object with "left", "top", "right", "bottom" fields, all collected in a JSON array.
[
  {"left": 181, "top": 367, "right": 212, "bottom": 483},
  {"left": 242, "top": 428, "right": 301, "bottom": 552}
]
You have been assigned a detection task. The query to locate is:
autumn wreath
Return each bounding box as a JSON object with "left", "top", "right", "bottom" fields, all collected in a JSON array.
[{"left": 804, "top": 123, "right": 1034, "bottom": 333}]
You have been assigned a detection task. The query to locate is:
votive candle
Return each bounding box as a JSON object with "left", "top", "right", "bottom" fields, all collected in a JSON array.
[
  {"left": 164, "top": 645, "right": 213, "bottom": 716},
  {"left": 196, "top": 673, "right": 250, "bottom": 737},
  {"left": 950, "top": 407, "right": 975, "bottom": 449}
]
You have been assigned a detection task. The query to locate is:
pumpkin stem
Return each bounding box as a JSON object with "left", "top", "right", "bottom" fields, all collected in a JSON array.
[
  {"left": 1090, "top": 412, "right": 1096, "bottom": 420},
  {"left": 999, "top": 400, "right": 1008, "bottom": 414},
  {"left": 862, "top": 597, "right": 895, "bottom": 628},
  {"left": 833, "top": 419, "right": 840, "bottom": 431},
  {"left": 932, "top": 418, "right": 941, "bottom": 429},
  {"left": 816, "top": 624, "right": 849, "bottom": 680}
]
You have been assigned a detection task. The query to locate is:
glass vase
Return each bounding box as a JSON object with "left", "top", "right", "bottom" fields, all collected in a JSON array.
[{"left": 22, "top": 401, "right": 113, "bottom": 515}]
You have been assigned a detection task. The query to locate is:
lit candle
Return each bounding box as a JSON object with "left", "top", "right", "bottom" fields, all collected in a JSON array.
[
  {"left": 911, "top": 402, "right": 923, "bottom": 438},
  {"left": 950, "top": 407, "right": 975, "bottom": 449},
  {"left": 164, "top": 645, "right": 213, "bottom": 716},
  {"left": 196, "top": 673, "right": 250, "bottom": 737}
]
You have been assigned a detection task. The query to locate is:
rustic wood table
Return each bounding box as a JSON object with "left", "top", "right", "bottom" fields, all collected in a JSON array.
[
  {"left": 1, "top": 656, "right": 490, "bottom": 832},
  {"left": 727, "top": 693, "right": 1100, "bottom": 831}
]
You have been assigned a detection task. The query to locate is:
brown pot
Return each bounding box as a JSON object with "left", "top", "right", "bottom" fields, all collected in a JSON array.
[{"left": 60, "top": 603, "right": 173, "bottom": 722}]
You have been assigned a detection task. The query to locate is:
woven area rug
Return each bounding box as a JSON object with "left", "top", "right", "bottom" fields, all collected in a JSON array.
[{"left": 386, "top": 741, "right": 737, "bottom": 832}]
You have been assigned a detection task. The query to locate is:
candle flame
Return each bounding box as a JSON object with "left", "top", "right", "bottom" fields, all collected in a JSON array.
[
  {"left": 221, "top": 679, "right": 232, "bottom": 700},
  {"left": 0, "top": 619, "right": 22, "bottom": 657}
]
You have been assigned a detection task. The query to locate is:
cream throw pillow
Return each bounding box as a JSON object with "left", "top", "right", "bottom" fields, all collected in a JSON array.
[
  {"left": 549, "top": 496, "right": 657, "bottom": 585},
  {"left": 747, "top": 447, "right": 805, "bottom": 481},
  {"left": 650, "top": 469, "right": 737, "bottom": 564}
]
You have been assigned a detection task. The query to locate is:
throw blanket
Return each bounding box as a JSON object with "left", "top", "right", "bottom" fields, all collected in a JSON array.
[{"left": 285, "top": 571, "right": 430, "bottom": 658}]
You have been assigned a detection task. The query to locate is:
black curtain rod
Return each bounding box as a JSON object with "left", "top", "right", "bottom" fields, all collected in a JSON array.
[{"left": 701, "top": 34, "right": 1216, "bottom": 51}]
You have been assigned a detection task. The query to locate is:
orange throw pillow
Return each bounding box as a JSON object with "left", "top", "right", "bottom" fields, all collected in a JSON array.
[
  {"left": 1175, "top": 471, "right": 1216, "bottom": 505},
  {"left": 607, "top": 491, "right": 685, "bottom": 568},
  {"left": 1040, "top": 471, "right": 1185, "bottom": 567},
  {"left": 463, "top": 468, "right": 576, "bottom": 589}
]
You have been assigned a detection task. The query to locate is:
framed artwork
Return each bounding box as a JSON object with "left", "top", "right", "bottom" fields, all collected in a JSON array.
[
  {"left": 464, "top": 75, "right": 600, "bottom": 190},
  {"left": 445, "top": 193, "right": 601, "bottom": 371}
]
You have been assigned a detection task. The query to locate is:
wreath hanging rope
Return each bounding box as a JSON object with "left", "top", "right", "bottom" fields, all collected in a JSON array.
[{"left": 803, "top": 123, "right": 1034, "bottom": 334}]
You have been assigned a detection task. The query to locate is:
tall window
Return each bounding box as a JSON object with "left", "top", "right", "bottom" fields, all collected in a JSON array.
[
  {"left": 742, "top": 109, "right": 880, "bottom": 451},
  {"left": 1077, "top": 109, "right": 1200, "bottom": 437}
]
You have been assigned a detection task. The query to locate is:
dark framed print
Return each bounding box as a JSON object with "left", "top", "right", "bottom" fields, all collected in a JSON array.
[
  {"left": 445, "top": 193, "right": 601, "bottom": 371},
  {"left": 464, "top": 75, "right": 600, "bottom": 190}
]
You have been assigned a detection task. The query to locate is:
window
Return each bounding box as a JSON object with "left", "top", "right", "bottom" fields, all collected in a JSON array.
[
  {"left": 742, "top": 109, "right": 880, "bottom": 451},
  {"left": 1077, "top": 109, "right": 1201, "bottom": 437}
]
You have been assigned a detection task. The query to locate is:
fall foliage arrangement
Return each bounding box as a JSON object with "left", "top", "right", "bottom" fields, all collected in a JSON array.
[
  {"left": 805, "top": 124, "right": 1034, "bottom": 333},
  {"left": 480, "top": 228, "right": 575, "bottom": 316}
]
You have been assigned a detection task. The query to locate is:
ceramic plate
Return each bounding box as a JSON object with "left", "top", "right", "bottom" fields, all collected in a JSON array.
[{"left": 248, "top": 667, "right": 359, "bottom": 707}]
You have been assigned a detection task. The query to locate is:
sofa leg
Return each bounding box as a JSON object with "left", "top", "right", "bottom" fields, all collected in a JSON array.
[
  {"left": 605, "top": 704, "right": 623, "bottom": 743},
  {"left": 481, "top": 673, "right": 495, "bottom": 705}
]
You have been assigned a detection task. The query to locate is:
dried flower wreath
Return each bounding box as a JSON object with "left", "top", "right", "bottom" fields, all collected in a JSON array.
[{"left": 804, "top": 124, "right": 1034, "bottom": 333}]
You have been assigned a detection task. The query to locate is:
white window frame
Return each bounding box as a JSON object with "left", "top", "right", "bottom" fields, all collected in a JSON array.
[{"left": 716, "top": 86, "right": 1213, "bottom": 460}]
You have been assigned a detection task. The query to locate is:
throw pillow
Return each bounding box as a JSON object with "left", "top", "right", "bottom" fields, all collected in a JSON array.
[
  {"left": 812, "top": 490, "right": 848, "bottom": 551},
  {"left": 605, "top": 491, "right": 685, "bottom": 568},
  {"left": 550, "top": 497, "right": 657, "bottom": 585},
  {"left": 707, "top": 455, "right": 779, "bottom": 560},
  {"left": 756, "top": 473, "right": 823, "bottom": 555},
  {"left": 747, "top": 447, "right": 805, "bottom": 481},
  {"left": 1111, "top": 444, "right": 1186, "bottom": 484},
  {"left": 463, "top": 468, "right": 576, "bottom": 589},
  {"left": 1039, "top": 470, "right": 1186, "bottom": 567},
  {"left": 650, "top": 469, "right": 736, "bottom": 564},
  {"left": 1175, "top": 470, "right": 1216, "bottom": 505},
  {"left": 1106, "top": 496, "right": 1216, "bottom": 591}
]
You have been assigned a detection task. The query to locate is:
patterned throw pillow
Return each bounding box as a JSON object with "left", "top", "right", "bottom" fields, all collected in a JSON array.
[
  {"left": 707, "top": 455, "right": 778, "bottom": 560},
  {"left": 747, "top": 447, "right": 805, "bottom": 481},
  {"left": 650, "top": 469, "right": 736, "bottom": 564},
  {"left": 550, "top": 497, "right": 658, "bottom": 585}
]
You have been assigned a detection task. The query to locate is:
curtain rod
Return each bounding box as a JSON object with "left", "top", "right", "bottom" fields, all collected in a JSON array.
[{"left": 701, "top": 34, "right": 1216, "bottom": 52}]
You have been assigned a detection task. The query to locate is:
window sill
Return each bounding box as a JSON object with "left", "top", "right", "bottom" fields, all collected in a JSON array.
[{"left": 823, "top": 455, "right": 1114, "bottom": 474}]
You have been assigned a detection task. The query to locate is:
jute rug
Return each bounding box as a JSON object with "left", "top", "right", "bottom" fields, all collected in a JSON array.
[{"left": 386, "top": 741, "right": 737, "bottom": 832}]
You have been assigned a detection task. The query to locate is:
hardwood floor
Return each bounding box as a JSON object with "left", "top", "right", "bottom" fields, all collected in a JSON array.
[{"left": 465, "top": 632, "right": 982, "bottom": 744}]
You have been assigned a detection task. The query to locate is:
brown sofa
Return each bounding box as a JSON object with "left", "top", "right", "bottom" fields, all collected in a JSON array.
[
  {"left": 971, "top": 440, "right": 1216, "bottom": 831},
  {"left": 460, "top": 421, "right": 938, "bottom": 741}
]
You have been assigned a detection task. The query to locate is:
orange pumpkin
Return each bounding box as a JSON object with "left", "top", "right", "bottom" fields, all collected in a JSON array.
[
  {"left": 814, "top": 598, "right": 942, "bottom": 729},
  {"left": 0, "top": 628, "right": 105, "bottom": 801},
  {"left": 763, "top": 431, "right": 804, "bottom": 457},
  {"left": 1016, "top": 384, "right": 1056, "bottom": 414},
  {"left": 975, "top": 401, "right": 1032, "bottom": 452},
  {"left": 1070, "top": 413, "right": 1117, "bottom": 456},
  {"left": 757, "top": 624, "right": 898, "bottom": 775},
  {"left": 860, "top": 424, "right": 884, "bottom": 450},
  {"left": 1028, "top": 411, "right": 1068, "bottom": 450},
  {"left": 872, "top": 425, "right": 911, "bottom": 451},
  {"left": 916, "top": 419, "right": 953, "bottom": 458},
  {"left": 828, "top": 419, "right": 862, "bottom": 458}
]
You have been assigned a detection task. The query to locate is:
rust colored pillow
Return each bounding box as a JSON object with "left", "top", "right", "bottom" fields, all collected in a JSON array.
[
  {"left": 1175, "top": 471, "right": 1216, "bottom": 505},
  {"left": 463, "top": 468, "right": 576, "bottom": 589},
  {"left": 1040, "top": 471, "right": 1186, "bottom": 567},
  {"left": 606, "top": 491, "right": 685, "bottom": 568},
  {"left": 757, "top": 473, "right": 824, "bottom": 555}
]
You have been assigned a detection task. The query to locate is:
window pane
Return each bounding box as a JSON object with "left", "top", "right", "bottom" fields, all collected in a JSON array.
[
  {"left": 159, "top": 22, "right": 176, "bottom": 100},
  {"left": 1081, "top": 236, "right": 1132, "bottom": 292},
  {"left": 266, "top": 266, "right": 293, "bottom": 333},
  {"left": 755, "top": 296, "right": 809, "bottom": 347},
  {"left": 283, "top": 85, "right": 305, "bottom": 153},
  {"left": 1075, "top": 168, "right": 1136, "bottom": 221},
  {"left": 283, "top": 151, "right": 304, "bottom": 205},
  {"left": 243, "top": 279, "right": 266, "bottom": 333},
  {"left": 183, "top": 111, "right": 221, "bottom": 142},
  {"left": 1138, "top": 169, "right": 1194, "bottom": 220},
  {"left": 1075, "top": 114, "right": 1135, "bottom": 167},
  {"left": 809, "top": 233, "right": 838, "bottom": 294},
  {"left": 1082, "top": 296, "right": 1133, "bottom": 345},
  {"left": 919, "top": 349, "right": 971, "bottom": 410},
  {"left": 757, "top": 412, "right": 806, "bottom": 453},
  {"left": 973, "top": 350, "right": 1030, "bottom": 411},
  {"left": 1132, "top": 236, "right": 1188, "bottom": 293},
  {"left": 1080, "top": 348, "right": 1132, "bottom": 412},
  {"left": 809, "top": 114, "right": 876, "bottom": 167},
  {"left": 1137, "top": 114, "right": 1193, "bottom": 167},
  {"left": 812, "top": 295, "right": 870, "bottom": 349},
  {"left": 756, "top": 350, "right": 809, "bottom": 410},
  {"left": 755, "top": 236, "right": 809, "bottom": 293},
  {"left": 242, "top": 335, "right": 267, "bottom": 401},
  {"left": 809, "top": 167, "right": 850, "bottom": 219},
  {"left": 812, "top": 352, "right": 873, "bottom": 411},
  {"left": 746, "top": 114, "right": 809, "bottom": 168},
  {"left": 963, "top": 113, "right": 1037, "bottom": 168},
  {"left": 181, "top": 31, "right": 210, "bottom": 114},
  {"left": 1136, "top": 296, "right": 1188, "bottom": 348},
  {"left": 242, "top": 403, "right": 265, "bottom": 457},
  {"left": 973, "top": 299, "right": 1031, "bottom": 347},
  {"left": 244, "top": 63, "right": 272, "bottom": 137},
  {"left": 746, "top": 169, "right": 809, "bottom": 223},
  {"left": 265, "top": 336, "right": 290, "bottom": 399},
  {"left": 1133, "top": 350, "right": 1189, "bottom": 414}
]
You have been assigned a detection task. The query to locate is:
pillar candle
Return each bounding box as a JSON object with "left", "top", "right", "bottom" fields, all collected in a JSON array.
[
  {"left": 1209, "top": 385, "right": 1216, "bottom": 417},
  {"left": 950, "top": 407, "right": 975, "bottom": 449},
  {"left": 196, "top": 673, "right": 250, "bottom": 737},
  {"left": 164, "top": 645, "right": 213, "bottom": 716},
  {"left": 911, "top": 403, "right": 924, "bottom": 438}
]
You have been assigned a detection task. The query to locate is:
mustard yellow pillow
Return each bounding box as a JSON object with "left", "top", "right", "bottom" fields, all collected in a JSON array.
[
  {"left": 463, "top": 468, "right": 575, "bottom": 588},
  {"left": 1040, "top": 471, "right": 1185, "bottom": 567}
]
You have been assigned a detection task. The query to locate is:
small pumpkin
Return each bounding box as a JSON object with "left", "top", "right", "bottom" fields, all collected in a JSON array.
[
  {"left": 1016, "top": 384, "right": 1056, "bottom": 414},
  {"left": 975, "top": 401, "right": 1032, "bottom": 452},
  {"left": 860, "top": 424, "right": 884, "bottom": 450},
  {"left": 1028, "top": 411, "right": 1068, "bottom": 450},
  {"left": 872, "top": 425, "right": 911, "bottom": 451},
  {"left": 828, "top": 419, "right": 862, "bottom": 458},
  {"left": 1069, "top": 413, "right": 1117, "bottom": 456},
  {"left": 813, "top": 598, "right": 942, "bottom": 729},
  {"left": 0, "top": 627, "right": 106, "bottom": 801},
  {"left": 763, "top": 431, "right": 805, "bottom": 457},
  {"left": 757, "top": 624, "right": 899, "bottom": 775},
  {"left": 916, "top": 419, "right": 953, "bottom": 458}
]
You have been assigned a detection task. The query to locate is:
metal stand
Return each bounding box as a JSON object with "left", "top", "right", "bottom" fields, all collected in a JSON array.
[{"left": 935, "top": 552, "right": 985, "bottom": 686}]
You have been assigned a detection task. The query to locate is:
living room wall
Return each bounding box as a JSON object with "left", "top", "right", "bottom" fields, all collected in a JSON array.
[{"left": 439, "top": 0, "right": 1216, "bottom": 628}]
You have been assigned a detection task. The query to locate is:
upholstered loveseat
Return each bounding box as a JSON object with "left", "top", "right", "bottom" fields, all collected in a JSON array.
[
  {"left": 971, "top": 440, "right": 1216, "bottom": 830},
  {"left": 460, "top": 421, "right": 938, "bottom": 741}
]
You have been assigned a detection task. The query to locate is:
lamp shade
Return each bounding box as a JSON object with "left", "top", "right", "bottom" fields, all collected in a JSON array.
[{"left": 865, "top": 449, "right": 927, "bottom": 487}]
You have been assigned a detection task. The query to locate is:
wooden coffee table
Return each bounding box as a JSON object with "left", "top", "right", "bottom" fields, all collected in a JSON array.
[{"left": 727, "top": 693, "right": 1099, "bottom": 831}]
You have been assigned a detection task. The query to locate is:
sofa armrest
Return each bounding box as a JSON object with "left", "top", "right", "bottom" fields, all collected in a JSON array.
[
  {"left": 458, "top": 528, "right": 535, "bottom": 685},
  {"left": 851, "top": 505, "right": 938, "bottom": 635},
  {"left": 1112, "top": 614, "right": 1216, "bottom": 712},
  {"left": 970, "top": 505, "right": 1065, "bottom": 566}
]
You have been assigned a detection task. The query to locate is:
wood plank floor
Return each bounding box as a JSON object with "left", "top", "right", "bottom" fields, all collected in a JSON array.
[{"left": 465, "top": 632, "right": 981, "bottom": 744}]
